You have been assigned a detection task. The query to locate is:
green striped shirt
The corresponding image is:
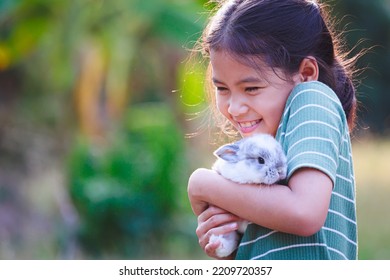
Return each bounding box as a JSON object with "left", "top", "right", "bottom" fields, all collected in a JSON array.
[{"left": 235, "top": 81, "right": 358, "bottom": 260}]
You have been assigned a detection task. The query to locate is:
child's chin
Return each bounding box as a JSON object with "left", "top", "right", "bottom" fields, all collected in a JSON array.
[{"left": 240, "top": 130, "right": 264, "bottom": 138}]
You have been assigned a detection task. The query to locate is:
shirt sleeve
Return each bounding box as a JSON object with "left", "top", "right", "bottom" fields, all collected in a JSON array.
[{"left": 283, "top": 82, "right": 347, "bottom": 185}]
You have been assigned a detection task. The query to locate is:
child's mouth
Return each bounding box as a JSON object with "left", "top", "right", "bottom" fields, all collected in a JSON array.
[{"left": 237, "top": 120, "right": 261, "bottom": 133}]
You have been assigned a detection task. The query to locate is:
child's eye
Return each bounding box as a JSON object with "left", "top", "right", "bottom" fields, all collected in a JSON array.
[
  {"left": 245, "top": 87, "right": 261, "bottom": 94},
  {"left": 216, "top": 87, "right": 229, "bottom": 94}
]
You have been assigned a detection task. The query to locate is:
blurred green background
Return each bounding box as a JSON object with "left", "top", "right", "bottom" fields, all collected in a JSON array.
[{"left": 0, "top": 0, "right": 389, "bottom": 260}]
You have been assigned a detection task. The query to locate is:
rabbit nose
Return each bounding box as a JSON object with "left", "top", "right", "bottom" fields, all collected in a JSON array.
[{"left": 266, "top": 168, "right": 278, "bottom": 181}]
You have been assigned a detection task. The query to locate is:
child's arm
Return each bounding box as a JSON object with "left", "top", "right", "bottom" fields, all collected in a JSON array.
[{"left": 188, "top": 166, "right": 333, "bottom": 237}]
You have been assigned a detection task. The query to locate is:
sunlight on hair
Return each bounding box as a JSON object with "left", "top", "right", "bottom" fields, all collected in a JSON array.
[{"left": 309, "top": 0, "right": 319, "bottom": 7}]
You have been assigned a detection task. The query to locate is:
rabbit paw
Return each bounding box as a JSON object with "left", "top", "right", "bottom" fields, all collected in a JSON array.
[{"left": 210, "top": 231, "right": 240, "bottom": 258}]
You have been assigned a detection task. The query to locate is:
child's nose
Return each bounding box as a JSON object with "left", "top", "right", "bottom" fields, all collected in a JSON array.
[{"left": 227, "top": 95, "right": 249, "bottom": 116}]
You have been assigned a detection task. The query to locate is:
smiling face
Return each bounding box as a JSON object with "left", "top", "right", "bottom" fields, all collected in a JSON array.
[{"left": 210, "top": 50, "right": 301, "bottom": 137}]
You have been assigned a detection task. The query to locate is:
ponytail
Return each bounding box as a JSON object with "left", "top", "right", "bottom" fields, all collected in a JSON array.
[
  {"left": 313, "top": 1, "right": 358, "bottom": 131},
  {"left": 332, "top": 60, "right": 357, "bottom": 130},
  {"left": 316, "top": 57, "right": 357, "bottom": 131}
]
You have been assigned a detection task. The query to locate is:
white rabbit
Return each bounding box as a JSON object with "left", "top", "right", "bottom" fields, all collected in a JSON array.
[{"left": 210, "top": 133, "right": 287, "bottom": 258}]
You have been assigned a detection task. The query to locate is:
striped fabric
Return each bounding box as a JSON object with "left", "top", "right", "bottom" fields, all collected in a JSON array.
[{"left": 235, "top": 81, "right": 357, "bottom": 260}]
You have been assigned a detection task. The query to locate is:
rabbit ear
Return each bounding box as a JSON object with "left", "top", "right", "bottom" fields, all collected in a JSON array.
[{"left": 214, "top": 143, "right": 240, "bottom": 163}]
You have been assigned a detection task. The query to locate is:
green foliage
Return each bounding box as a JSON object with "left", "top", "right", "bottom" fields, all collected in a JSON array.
[
  {"left": 329, "top": 0, "right": 390, "bottom": 134},
  {"left": 0, "top": 0, "right": 206, "bottom": 125},
  {"left": 0, "top": 1, "right": 206, "bottom": 258},
  {"left": 68, "top": 103, "right": 188, "bottom": 258},
  {"left": 177, "top": 59, "right": 208, "bottom": 114}
]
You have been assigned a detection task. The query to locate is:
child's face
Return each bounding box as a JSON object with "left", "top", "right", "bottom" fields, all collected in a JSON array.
[{"left": 210, "top": 50, "right": 300, "bottom": 137}]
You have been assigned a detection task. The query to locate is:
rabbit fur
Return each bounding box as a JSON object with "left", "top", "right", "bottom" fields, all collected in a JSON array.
[{"left": 210, "top": 133, "right": 287, "bottom": 258}]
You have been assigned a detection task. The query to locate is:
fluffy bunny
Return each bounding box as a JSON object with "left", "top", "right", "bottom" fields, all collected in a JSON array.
[{"left": 210, "top": 133, "right": 287, "bottom": 258}]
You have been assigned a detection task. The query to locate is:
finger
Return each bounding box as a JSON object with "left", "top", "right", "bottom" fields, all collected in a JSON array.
[
  {"left": 209, "top": 221, "right": 239, "bottom": 236},
  {"left": 198, "top": 206, "right": 240, "bottom": 224},
  {"left": 198, "top": 222, "right": 238, "bottom": 250},
  {"left": 197, "top": 206, "right": 225, "bottom": 223},
  {"left": 196, "top": 213, "right": 239, "bottom": 239},
  {"left": 205, "top": 240, "right": 221, "bottom": 258}
]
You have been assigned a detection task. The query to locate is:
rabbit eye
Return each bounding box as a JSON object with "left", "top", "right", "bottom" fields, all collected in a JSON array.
[{"left": 258, "top": 157, "right": 265, "bottom": 164}]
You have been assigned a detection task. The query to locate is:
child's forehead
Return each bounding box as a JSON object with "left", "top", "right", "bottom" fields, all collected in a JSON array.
[
  {"left": 210, "top": 49, "right": 274, "bottom": 80},
  {"left": 211, "top": 49, "right": 268, "bottom": 68}
]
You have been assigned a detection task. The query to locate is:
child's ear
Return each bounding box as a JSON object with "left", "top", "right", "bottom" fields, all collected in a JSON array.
[{"left": 298, "top": 57, "right": 319, "bottom": 82}]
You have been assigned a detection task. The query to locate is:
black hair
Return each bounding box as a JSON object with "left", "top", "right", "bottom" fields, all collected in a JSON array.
[{"left": 200, "top": 0, "right": 358, "bottom": 130}]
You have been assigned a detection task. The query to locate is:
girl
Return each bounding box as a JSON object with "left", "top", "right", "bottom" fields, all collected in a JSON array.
[{"left": 187, "top": 0, "right": 359, "bottom": 260}]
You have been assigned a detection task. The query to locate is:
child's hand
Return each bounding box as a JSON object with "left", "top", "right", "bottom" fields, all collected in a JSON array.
[{"left": 196, "top": 205, "right": 240, "bottom": 259}]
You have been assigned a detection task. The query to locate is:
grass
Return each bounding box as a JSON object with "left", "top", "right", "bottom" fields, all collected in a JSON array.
[{"left": 352, "top": 137, "right": 390, "bottom": 259}]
